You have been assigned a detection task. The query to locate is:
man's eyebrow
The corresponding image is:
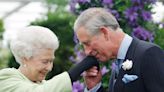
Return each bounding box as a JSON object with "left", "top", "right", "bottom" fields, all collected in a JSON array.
[
  {"left": 79, "top": 41, "right": 87, "bottom": 45},
  {"left": 79, "top": 41, "right": 88, "bottom": 45}
]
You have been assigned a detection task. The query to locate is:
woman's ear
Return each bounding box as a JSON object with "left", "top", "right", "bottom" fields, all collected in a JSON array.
[
  {"left": 21, "top": 56, "right": 29, "bottom": 64},
  {"left": 99, "top": 26, "right": 110, "bottom": 40}
]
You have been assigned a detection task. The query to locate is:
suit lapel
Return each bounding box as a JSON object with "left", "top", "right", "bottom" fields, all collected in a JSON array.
[
  {"left": 125, "top": 38, "right": 139, "bottom": 60},
  {"left": 113, "top": 38, "right": 140, "bottom": 92}
]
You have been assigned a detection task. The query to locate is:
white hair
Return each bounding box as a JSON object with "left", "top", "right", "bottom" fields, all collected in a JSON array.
[
  {"left": 10, "top": 26, "right": 59, "bottom": 65},
  {"left": 74, "top": 7, "right": 121, "bottom": 36}
]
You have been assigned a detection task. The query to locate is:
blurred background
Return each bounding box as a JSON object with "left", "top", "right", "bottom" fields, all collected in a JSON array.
[{"left": 0, "top": 0, "right": 164, "bottom": 91}]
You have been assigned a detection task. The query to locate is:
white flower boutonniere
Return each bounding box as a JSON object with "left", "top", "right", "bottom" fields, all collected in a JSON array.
[{"left": 122, "top": 59, "right": 133, "bottom": 70}]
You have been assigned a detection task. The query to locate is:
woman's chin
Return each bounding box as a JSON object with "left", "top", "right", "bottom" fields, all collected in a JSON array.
[{"left": 38, "top": 75, "right": 46, "bottom": 81}]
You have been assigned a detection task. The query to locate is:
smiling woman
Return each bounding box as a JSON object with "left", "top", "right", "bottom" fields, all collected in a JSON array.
[{"left": 0, "top": 25, "right": 100, "bottom": 92}]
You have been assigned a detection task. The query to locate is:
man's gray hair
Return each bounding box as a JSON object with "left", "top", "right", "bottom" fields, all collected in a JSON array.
[
  {"left": 10, "top": 26, "right": 59, "bottom": 65},
  {"left": 74, "top": 7, "right": 120, "bottom": 35}
]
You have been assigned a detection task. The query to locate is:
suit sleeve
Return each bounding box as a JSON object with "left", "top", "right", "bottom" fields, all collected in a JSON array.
[
  {"left": 84, "top": 82, "right": 104, "bottom": 92},
  {"left": 141, "top": 46, "right": 164, "bottom": 92},
  {"left": 68, "top": 56, "right": 99, "bottom": 82}
]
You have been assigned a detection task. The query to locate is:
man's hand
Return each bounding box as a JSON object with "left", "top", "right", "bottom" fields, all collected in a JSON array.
[{"left": 83, "top": 66, "right": 102, "bottom": 90}]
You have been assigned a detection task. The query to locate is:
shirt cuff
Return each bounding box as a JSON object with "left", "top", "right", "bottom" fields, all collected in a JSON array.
[{"left": 84, "top": 82, "right": 102, "bottom": 92}]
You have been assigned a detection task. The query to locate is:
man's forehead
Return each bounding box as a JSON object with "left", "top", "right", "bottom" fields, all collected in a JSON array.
[
  {"left": 76, "top": 28, "right": 91, "bottom": 38},
  {"left": 76, "top": 32, "right": 90, "bottom": 42}
]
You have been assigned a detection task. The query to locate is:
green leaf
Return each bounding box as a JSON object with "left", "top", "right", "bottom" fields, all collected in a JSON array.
[{"left": 46, "top": 0, "right": 68, "bottom": 6}]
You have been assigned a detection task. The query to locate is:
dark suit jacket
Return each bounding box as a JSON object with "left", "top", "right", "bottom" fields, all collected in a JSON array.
[{"left": 98, "top": 38, "right": 164, "bottom": 92}]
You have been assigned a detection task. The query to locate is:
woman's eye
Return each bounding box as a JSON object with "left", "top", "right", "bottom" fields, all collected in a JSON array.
[
  {"left": 42, "top": 60, "right": 53, "bottom": 64},
  {"left": 42, "top": 60, "right": 48, "bottom": 64}
]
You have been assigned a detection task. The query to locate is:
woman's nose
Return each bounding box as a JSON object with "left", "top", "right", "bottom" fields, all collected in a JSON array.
[{"left": 46, "top": 62, "right": 53, "bottom": 71}]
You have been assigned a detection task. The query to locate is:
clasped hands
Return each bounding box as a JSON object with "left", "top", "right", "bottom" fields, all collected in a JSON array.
[{"left": 83, "top": 66, "right": 102, "bottom": 90}]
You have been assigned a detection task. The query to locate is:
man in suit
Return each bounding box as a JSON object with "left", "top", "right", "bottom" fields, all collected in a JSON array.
[{"left": 73, "top": 7, "right": 164, "bottom": 92}]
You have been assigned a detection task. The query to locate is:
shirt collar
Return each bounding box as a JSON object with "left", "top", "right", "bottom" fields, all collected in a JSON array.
[{"left": 117, "top": 34, "right": 133, "bottom": 60}]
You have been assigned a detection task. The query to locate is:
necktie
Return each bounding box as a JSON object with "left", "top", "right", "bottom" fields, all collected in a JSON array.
[{"left": 109, "top": 59, "right": 123, "bottom": 92}]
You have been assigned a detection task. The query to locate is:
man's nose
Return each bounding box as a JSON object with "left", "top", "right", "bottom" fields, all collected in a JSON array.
[{"left": 84, "top": 46, "right": 92, "bottom": 56}]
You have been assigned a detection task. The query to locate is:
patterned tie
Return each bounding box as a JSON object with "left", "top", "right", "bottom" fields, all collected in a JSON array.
[{"left": 109, "top": 59, "right": 123, "bottom": 92}]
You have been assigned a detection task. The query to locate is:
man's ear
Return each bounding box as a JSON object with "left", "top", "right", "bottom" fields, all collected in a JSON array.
[{"left": 99, "top": 26, "right": 110, "bottom": 40}]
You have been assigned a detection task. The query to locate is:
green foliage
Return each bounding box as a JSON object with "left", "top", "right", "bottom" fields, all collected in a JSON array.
[
  {"left": 46, "top": 0, "right": 68, "bottom": 6},
  {"left": 8, "top": 55, "right": 20, "bottom": 69},
  {"left": 46, "top": 0, "right": 68, "bottom": 13},
  {"left": 0, "top": 49, "right": 11, "bottom": 69},
  {"left": 154, "top": 28, "right": 164, "bottom": 49},
  {"left": 0, "top": 19, "right": 4, "bottom": 39},
  {"left": 0, "top": 19, "right": 8, "bottom": 69}
]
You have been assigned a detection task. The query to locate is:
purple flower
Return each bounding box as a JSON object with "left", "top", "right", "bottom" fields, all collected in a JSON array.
[
  {"left": 70, "top": 31, "right": 86, "bottom": 64},
  {"left": 133, "top": 4, "right": 144, "bottom": 10},
  {"left": 69, "top": 0, "right": 83, "bottom": 14},
  {"left": 102, "top": 0, "right": 113, "bottom": 4},
  {"left": 129, "top": 21, "right": 138, "bottom": 27},
  {"left": 161, "top": 23, "right": 164, "bottom": 28},
  {"left": 111, "top": 62, "right": 117, "bottom": 70},
  {"left": 132, "top": 0, "right": 156, "bottom": 4},
  {"left": 101, "top": 66, "right": 109, "bottom": 76},
  {"left": 145, "top": 0, "right": 157, "bottom": 4},
  {"left": 78, "top": 0, "right": 90, "bottom": 3},
  {"left": 69, "top": 0, "right": 78, "bottom": 13},
  {"left": 111, "top": 10, "right": 120, "bottom": 20},
  {"left": 74, "top": 44, "right": 86, "bottom": 59},
  {"left": 102, "top": 0, "right": 113, "bottom": 8},
  {"left": 69, "top": 47, "right": 86, "bottom": 64},
  {"left": 70, "top": 4, "right": 76, "bottom": 13},
  {"left": 124, "top": 8, "right": 138, "bottom": 22},
  {"left": 69, "top": 56, "right": 77, "bottom": 63},
  {"left": 72, "top": 81, "right": 84, "bottom": 92},
  {"left": 132, "top": 26, "right": 154, "bottom": 42},
  {"left": 76, "top": 50, "right": 86, "bottom": 62},
  {"left": 131, "top": 0, "right": 142, "bottom": 4},
  {"left": 73, "top": 32, "right": 79, "bottom": 44},
  {"left": 141, "top": 11, "right": 152, "bottom": 21}
]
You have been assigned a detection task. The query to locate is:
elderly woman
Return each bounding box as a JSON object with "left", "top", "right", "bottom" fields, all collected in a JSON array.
[{"left": 0, "top": 26, "right": 99, "bottom": 92}]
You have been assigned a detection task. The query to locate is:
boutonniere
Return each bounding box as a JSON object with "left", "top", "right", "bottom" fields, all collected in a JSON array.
[{"left": 122, "top": 59, "right": 133, "bottom": 70}]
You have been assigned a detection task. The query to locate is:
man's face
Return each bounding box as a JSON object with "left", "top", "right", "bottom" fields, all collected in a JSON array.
[
  {"left": 24, "top": 49, "right": 54, "bottom": 82},
  {"left": 76, "top": 27, "right": 115, "bottom": 62}
]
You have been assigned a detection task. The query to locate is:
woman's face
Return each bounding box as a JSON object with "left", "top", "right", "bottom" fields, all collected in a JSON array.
[{"left": 24, "top": 49, "right": 55, "bottom": 82}]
